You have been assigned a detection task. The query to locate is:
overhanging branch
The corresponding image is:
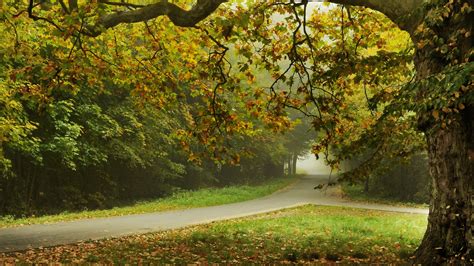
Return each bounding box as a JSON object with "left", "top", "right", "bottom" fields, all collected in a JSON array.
[
  {"left": 323, "top": 0, "right": 425, "bottom": 33},
  {"left": 88, "top": 0, "right": 228, "bottom": 36}
]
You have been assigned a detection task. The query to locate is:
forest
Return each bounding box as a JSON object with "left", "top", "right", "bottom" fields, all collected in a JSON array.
[{"left": 0, "top": 0, "right": 472, "bottom": 264}]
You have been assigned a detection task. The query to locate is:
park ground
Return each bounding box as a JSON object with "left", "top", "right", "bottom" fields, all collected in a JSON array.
[
  {"left": 0, "top": 175, "right": 428, "bottom": 264},
  {"left": 0, "top": 205, "right": 427, "bottom": 264}
]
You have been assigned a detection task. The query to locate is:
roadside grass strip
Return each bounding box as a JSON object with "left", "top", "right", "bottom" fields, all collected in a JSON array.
[{"left": 0, "top": 177, "right": 295, "bottom": 228}]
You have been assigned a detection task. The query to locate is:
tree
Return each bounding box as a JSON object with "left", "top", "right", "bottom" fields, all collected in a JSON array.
[
  {"left": 3, "top": 0, "right": 472, "bottom": 263},
  {"left": 284, "top": 115, "right": 314, "bottom": 176},
  {"left": 326, "top": 1, "right": 472, "bottom": 264}
]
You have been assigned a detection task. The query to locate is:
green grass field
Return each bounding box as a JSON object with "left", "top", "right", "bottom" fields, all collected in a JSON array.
[
  {"left": 1, "top": 205, "right": 428, "bottom": 264},
  {"left": 0, "top": 177, "right": 295, "bottom": 228}
]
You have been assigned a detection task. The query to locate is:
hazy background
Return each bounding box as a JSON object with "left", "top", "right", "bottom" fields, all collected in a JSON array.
[{"left": 296, "top": 153, "right": 335, "bottom": 175}]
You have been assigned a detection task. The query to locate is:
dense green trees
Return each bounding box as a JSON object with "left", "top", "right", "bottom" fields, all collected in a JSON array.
[{"left": 0, "top": 3, "right": 305, "bottom": 216}]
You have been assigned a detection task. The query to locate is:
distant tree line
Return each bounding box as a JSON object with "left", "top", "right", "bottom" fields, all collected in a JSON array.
[{"left": 343, "top": 153, "right": 430, "bottom": 203}]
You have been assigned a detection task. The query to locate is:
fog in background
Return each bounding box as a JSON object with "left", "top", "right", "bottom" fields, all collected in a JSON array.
[{"left": 296, "top": 152, "right": 336, "bottom": 175}]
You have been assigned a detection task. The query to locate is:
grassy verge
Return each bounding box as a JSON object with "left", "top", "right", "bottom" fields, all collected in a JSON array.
[
  {"left": 342, "top": 183, "right": 428, "bottom": 208},
  {"left": 0, "top": 177, "right": 296, "bottom": 228},
  {"left": 0, "top": 205, "right": 428, "bottom": 264}
]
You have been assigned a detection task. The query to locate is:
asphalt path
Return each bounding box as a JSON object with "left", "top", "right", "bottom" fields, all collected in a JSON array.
[{"left": 0, "top": 175, "right": 428, "bottom": 252}]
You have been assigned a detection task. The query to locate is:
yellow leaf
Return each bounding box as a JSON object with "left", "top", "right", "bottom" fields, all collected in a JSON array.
[{"left": 432, "top": 110, "right": 440, "bottom": 120}]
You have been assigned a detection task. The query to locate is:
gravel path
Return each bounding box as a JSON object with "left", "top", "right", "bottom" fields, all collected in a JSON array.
[{"left": 0, "top": 175, "right": 428, "bottom": 252}]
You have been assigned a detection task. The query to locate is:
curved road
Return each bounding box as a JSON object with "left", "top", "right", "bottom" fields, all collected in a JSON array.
[{"left": 0, "top": 175, "right": 428, "bottom": 252}]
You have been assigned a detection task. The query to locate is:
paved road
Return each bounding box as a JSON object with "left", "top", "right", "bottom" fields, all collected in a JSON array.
[{"left": 0, "top": 175, "right": 428, "bottom": 252}]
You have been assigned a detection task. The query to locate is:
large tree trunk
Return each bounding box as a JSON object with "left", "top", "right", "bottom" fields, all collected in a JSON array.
[
  {"left": 415, "top": 106, "right": 474, "bottom": 264},
  {"left": 411, "top": 1, "right": 474, "bottom": 260}
]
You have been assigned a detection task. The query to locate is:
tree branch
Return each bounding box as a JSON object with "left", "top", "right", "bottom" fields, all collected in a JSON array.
[
  {"left": 68, "top": 0, "right": 78, "bottom": 11},
  {"left": 88, "top": 0, "right": 228, "bottom": 36},
  {"left": 98, "top": 1, "right": 144, "bottom": 9},
  {"left": 58, "top": 0, "right": 70, "bottom": 14},
  {"left": 323, "top": 0, "right": 425, "bottom": 33}
]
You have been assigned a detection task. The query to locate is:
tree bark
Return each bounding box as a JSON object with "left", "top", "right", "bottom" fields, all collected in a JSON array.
[
  {"left": 88, "top": 0, "right": 228, "bottom": 36},
  {"left": 414, "top": 106, "right": 474, "bottom": 264},
  {"left": 324, "top": 0, "right": 424, "bottom": 32}
]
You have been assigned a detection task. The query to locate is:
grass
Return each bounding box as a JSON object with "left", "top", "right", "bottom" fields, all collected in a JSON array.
[
  {"left": 342, "top": 183, "right": 429, "bottom": 209},
  {"left": 0, "top": 177, "right": 295, "bottom": 228},
  {"left": 0, "top": 205, "right": 428, "bottom": 264}
]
